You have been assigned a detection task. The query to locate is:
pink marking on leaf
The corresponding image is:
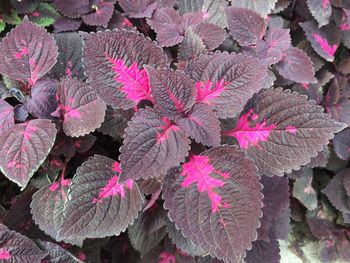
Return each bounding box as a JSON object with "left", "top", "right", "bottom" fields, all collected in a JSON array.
[
  {"left": 31, "top": 11, "right": 40, "bottom": 17},
  {"left": 224, "top": 109, "right": 277, "bottom": 149},
  {"left": 66, "top": 68, "right": 72, "bottom": 76},
  {"left": 107, "top": 57, "right": 154, "bottom": 104},
  {"left": 0, "top": 249, "right": 11, "bottom": 260},
  {"left": 195, "top": 79, "right": 226, "bottom": 104},
  {"left": 302, "top": 83, "right": 309, "bottom": 90},
  {"left": 122, "top": 18, "right": 133, "bottom": 27},
  {"left": 156, "top": 117, "right": 180, "bottom": 142},
  {"left": 15, "top": 47, "right": 29, "bottom": 59},
  {"left": 158, "top": 252, "right": 175, "bottom": 263},
  {"left": 77, "top": 251, "right": 87, "bottom": 261},
  {"left": 49, "top": 182, "right": 59, "bottom": 192},
  {"left": 286, "top": 125, "right": 297, "bottom": 134},
  {"left": 339, "top": 23, "right": 350, "bottom": 31},
  {"left": 312, "top": 33, "right": 337, "bottom": 57},
  {"left": 322, "top": 0, "right": 330, "bottom": 9},
  {"left": 60, "top": 104, "right": 81, "bottom": 119},
  {"left": 112, "top": 161, "right": 122, "bottom": 173},
  {"left": 93, "top": 176, "right": 125, "bottom": 203},
  {"left": 164, "top": 86, "right": 185, "bottom": 113},
  {"left": 181, "top": 155, "right": 229, "bottom": 212},
  {"left": 125, "top": 179, "right": 134, "bottom": 189}
]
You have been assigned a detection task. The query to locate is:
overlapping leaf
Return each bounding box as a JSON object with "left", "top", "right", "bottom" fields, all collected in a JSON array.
[
  {"left": 245, "top": 235, "right": 281, "bottom": 263},
  {"left": 119, "top": 0, "right": 157, "bottom": 18},
  {"left": 0, "top": 17, "right": 58, "bottom": 86},
  {"left": 185, "top": 52, "right": 268, "bottom": 118},
  {"left": 224, "top": 88, "right": 346, "bottom": 176},
  {"left": 333, "top": 128, "right": 350, "bottom": 160},
  {"left": 59, "top": 155, "right": 143, "bottom": 240},
  {"left": 0, "top": 119, "right": 57, "bottom": 189},
  {"left": 293, "top": 168, "right": 317, "bottom": 210},
  {"left": 57, "top": 77, "right": 106, "bottom": 137},
  {"left": 163, "top": 146, "right": 263, "bottom": 263},
  {"left": 229, "top": 0, "right": 278, "bottom": 18},
  {"left": 81, "top": 1, "right": 115, "bottom": 27},
  {"left": 225, "top": 7, "right": 267, "bottom": 47},
  {"left": 84, "top": 30, "right": 168, "bottom": 109},
  {"left": 0, "top": 224, "right": 47, "bottom": 263},
  {"left": 0, "top": 99, "right": 14, "bottom": 133},
  {"left": 119, "top": 107, "right": 190, "bottom": 182},
  {"left": 25, "top": 80, "right": 58, "bottom": 119},
  {"left": 178, "top": 28, "right": 207, "bottom": 65},
  {"left": 54, "top": 0, "right": 90, "bottom": 18},
  {"left": 54, "top": 17, "right": 82, "bottom": 33},
  {"left": 37, "top": 241, "right": 83, "bottom": 263},
  {"left": 306, "top": 0, "right": 332, "bottom": 27}
]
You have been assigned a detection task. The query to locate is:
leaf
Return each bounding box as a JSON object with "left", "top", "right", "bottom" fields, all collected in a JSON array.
[
  {"left": 175, "top": 103, "right": 221, "bottom": 147},
  {"left": 119, "top": 107, "right": 190, "bottom": 182},
  {"left": 0, "top": 99, "right": 14, "bottom": 133},
  {"left": 322, "top": 169, "right": 350, "bottom": 213},
  {"left": 333, "top": 128, "right": 350, "bottom": 160},
  {"left": 28, "top": 3, "right": 60, "bottom": 27},
  {"left": 0, "top": 119, "right": 57, "bottom": 189},
  {"left": 0, "top": 17, "right": 58, "bottom": 86},
  {"left": 14, "top": 104, "right": 28, "bottom": 122},
  {"left": 31, "top": 179, "right": 84, "bottom": 246},
  {"left": 245, "top": 236, "right": 281, "bottom": 263},
  {"left": 54, "top": 0, "right": 90, "bottom": 18},
  {"left": 275, "top": 47, "right": 316, "bottom": 83},
  {"left": 57, "top": 77, "right": 106, "bottom": 137},
  {"left": 300, "top": 21, "right": 341, "bottom": 61},
  {"left": 10, "top": 0, "right": 38, "bottom": 14},
  {"left": 37, "top": 241, "right": 83, "bottom": 263},
  {"left": 306, "top": 0, "right": 332, "bottom": 27},
  {"left": 82, "top": 1, "right": 115, "bottom": 27},
  {"left": 119, "top": 0, "right": 157, "bottom": 18},
  {"left": 178, "top": 28, "right": 207, "bottom": 65},
  {"left": 25, "top": 80, "right": 58, "bottom": 119},
  {"left": 293, "top": 168, "right": 317, "bottom": 210},
  {"left": 49, "top": 32, "right": 85, "bottom": 80},
  {"left": 185, "top": 52, "right": 268, "bottom": 118},
  {"left": 54, "top": 17, "right": 82, "bottom": 33},
  {"left": 229, "top": 0, "right": 278, "bottom": 18},
  {"left": 163, "top": 145, "right": 263, "bottom": 263},
  {"left": 145, "top": 67, "right": 196, "bottom": 119},
  {"left": 84, "top": 30, "right": 168, "bottom": 109},
  {"left": 59, "top": 155, "right": 143, "bottom": 240},
  {"left": 0, "top": 224, "right": 47, "bottom": 263},
  {"left": 223, "top": 88, "right": 346, "bottom": 176},
  {"left": 225, "top": 7, "right": 267, "bottom": 47},
  {"left": 192, "top": 22, "right": 226, "bottom": 50}
]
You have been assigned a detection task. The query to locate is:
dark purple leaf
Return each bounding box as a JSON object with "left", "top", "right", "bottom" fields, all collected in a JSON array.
[
  {"left": 300, "top": 21, "right": 341, "bottom": 61},
  {"left": 229, "top": 0, "right": 278, "bottom": 18},
  {"left": 54, "top": 0, "right": 90, "bottom": 18},
  {"left": 0, "top": 99, "right": 14, "bottom": 133},
  {"left": 84, "top": 30, "right": 168, "bottom": 109},
  {"left": 119, "top": 107, "right": 190, "bottom": 182},
  {"left": 145, "top": 67, "right": 196, "bottom": 119},
  {"left": 82, "top": 1, "right": 115, "bottom": 27},
  {"left": 25, "top": 80, "right": 58, "bottom": 119},
  {"left": 334, "top": 128, "right": 350, "bottom": 160},
  {"left": 139, "top": 178, "right": 162, "bottom": 196},
  {"left": 272, "top": 203, "right": 290, "bottom": 240},
  {"left": 306, "top": 0, "right": 332, "bottom": 27},
  {"left": 163, "top": 146, "right": 263, "bottom": 263},
  {"left": 119, "top": 0, "right": 157, "bottom": 18},
  {"left": 225, "top": 7, "right": 267, "bottom": 47},
  {"left": 0, "top": 224, "right": 47, "bottom": 263},
  {"left": 192, "top": 23, "right": 226, "bottom": 50},
  {"left": 0, "top": 17, "right": 58, "bottom": 86},
  {"left": 175, "top": 103, "right": 221, "bottom": 147},
  {"left": 50, "top": 32, "right": 85, "bottom": 80},
  {"left": 293, "top": 168, "right": 317, "bottom": 210},
  {"left": 10, "top": 0, "right": 38, "bottom": 14},
  {"left": 57, "top": 77, "right": 106, "bottom": 137},
  {"left": 37, "top": 240, "right": 83, "bottom": 263},
  {"left": 0, "top": 119, "right": 57, "bottom": 189},
  {"left": 245, "top": 236, "right": 280, "bottom": 263},
  {"left": 59, "top": 155, "right": 143, "bottom": 240},
  {"left": 185, "top": 52, "right": 268, "bottom": 119},
  {"left": 223, "top": 88, "right": 346, "bottom": 176},
  {"left": 54, "top": 17, "right": 82, "bottom": 33}
]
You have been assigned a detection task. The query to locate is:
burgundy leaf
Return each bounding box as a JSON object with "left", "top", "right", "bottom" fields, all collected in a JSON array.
[
  {"left": 306, "top": 0, "right": 332, "bottom": 27},
  {"left": 145, "top": 67, "right": 196, "bottom": 119},
  {"left": 10, "top": 0, "right": 38, "bottom": 14},
  {"left": 57, "top": 77, "right": 106, "bottom": 137},
  {"left": 84, "top": 30, "right": 168, "bottom": 109},
  {"left": 175, "top": 103, "right": 221, "bottom": 147},
  {"left": 225, "top": 7, "right": 267, "bottom": 46},
  {"left": 0, "top": 99, "right": 14, "bottom": 133},
  {"left": 59, "top": 155, "right": 143, "bottom": 240},
  {"left": 245, "top": 236, "right": 281, "bottom": 263},
  {"left": 119, "top": 0, "right": 157, "bottom": 18},
  {"left": 0, "top": 119, "right": 57, "bottom": 189},
  {"left": 82, "top": 1, "right": 115, "bottom": 27},
  {"left": 25, "top": 80, "right": 58, "bottom": 119},
  {"left": 37, "top": 240, "right": 83, "bottom": 263},
  {"left": 224, "top": 88, "right": 346, "bottom": 176},
  {"left": 229, "top": 0, "right": 278, "bottom": 18},
  {"left": 0, "top": 17, "right": 58, "bottom": 86},
  {"left": 293, "top": 168, "right": 317, "bottom": 210},
  {"left": 178, "top": 28, "right": 207, "bottom": 66},
  {"left": 322, "top": 169, "right": 350, "bottom": 213},
  {"left": 50, "top": 32, "right": 85, "bottom": 80},
  {"left": 54, "top": 17, "right": 82, "bottom": 33},
  {"left": 138, "top": 178, "right": 162, "bottom": 196},
  {"left": 119, "top": 107, "right": 190, "bottom": 182},
  {"left": 275, "top": 47, "right": 316, "bottom": 83},
  {"left": 54, "top": 0, "right": 90, "bottom": 18},
  {"left": 333, "top": 128, "right": 350, "bottom": 160},
  {"left": 300, "top": 21, "right": 341, "bottom": 61},
  {"left": 185, "top": 52, "right": 268, "bottom": 119},
  {"left": 31, "top": 179, "right": 84, "bottom": 246},
  {"left": 163, "top": 145, "right": 263, "bottom": 263},
  {"left": 192, "top": 23, "right": 226, "bottom": 50},
  {"left": 0, "top": 224, "right": 47, "bottom": 263}
]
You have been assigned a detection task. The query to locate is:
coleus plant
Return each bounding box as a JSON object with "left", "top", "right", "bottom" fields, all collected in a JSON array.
[{"left": 0, "top": 1, "right": 349, "bottom": 263}]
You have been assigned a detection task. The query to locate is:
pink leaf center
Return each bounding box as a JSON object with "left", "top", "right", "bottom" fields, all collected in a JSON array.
[
  {"left": 312, "top": 33, "right": 337, "bottom": 57},
  {"left": 195, "top": 79, "right": 226, "bottom": 104},
  {"left": 158, "top": 252, "right": 175, "bottom": 263},
  {"left": 181, "top": 155, "right": 229, "bottom": 213},
  {"left": 0, "top": 249, "right": 11, "bottom": 260},
  {"left": 156, "top": 117, "right": 180, "bottom": 142},
  {"left": 322, "top": 0, "right": 330, "bottom": 10}
]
